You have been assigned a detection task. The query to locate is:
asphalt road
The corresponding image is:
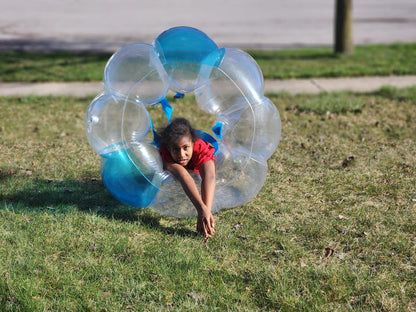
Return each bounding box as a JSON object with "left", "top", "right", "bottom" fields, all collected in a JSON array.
[{"left": 1, "top": 0, "right": 415, "bottom": 51}]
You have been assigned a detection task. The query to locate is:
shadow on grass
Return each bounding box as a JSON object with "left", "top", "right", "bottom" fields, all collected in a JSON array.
[{"left": 1, "top": 177, "right": 198, "bottom": 239}]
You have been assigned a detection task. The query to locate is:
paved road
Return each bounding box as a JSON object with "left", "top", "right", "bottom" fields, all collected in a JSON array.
[{"left": 1, "top": 0, "right": 415, "bottom": 51}]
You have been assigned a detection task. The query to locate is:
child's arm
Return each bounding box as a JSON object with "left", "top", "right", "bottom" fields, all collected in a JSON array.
[
  {"left": 164, "top": 162, "right": 215, "bottom": 239},
  {"left": 198, "top": 160, "right": 216, "bottom": 236}
]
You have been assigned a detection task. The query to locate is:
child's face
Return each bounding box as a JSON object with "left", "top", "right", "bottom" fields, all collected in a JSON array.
[{"left": 168, "top": 135, "right": 194, "bottom": 167}]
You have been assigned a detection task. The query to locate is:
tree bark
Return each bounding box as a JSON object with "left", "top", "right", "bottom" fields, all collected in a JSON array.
[{"left": 334, "top": 0, "right": 354, "bottom": 55}]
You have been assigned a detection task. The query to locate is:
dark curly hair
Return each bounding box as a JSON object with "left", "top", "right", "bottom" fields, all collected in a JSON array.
[{"left": 159, "top": 118, "right": 197, "bottom": 149}]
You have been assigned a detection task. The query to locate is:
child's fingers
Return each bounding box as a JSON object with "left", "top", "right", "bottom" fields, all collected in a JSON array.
[
  {"left": 197, "top": 216, "right": 215, "bottom": 240},
  {"left": 204, "top": 235, "right": 211, "bottom": 243},
  {"left": 197, "top": 221, "right": 204, "bottom": 235},
  {"left": 204, "top": 219, "right": 215, "bottom": 236}
]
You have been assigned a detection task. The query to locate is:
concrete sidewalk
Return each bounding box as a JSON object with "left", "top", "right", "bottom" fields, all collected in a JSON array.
[{"left": 0, "top": 76, "right": 415, "bottom": 97}]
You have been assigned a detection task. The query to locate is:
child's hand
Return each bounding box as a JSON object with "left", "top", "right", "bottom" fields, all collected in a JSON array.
[{"left": 197, "top": 210, "right": 215, "bottom": 242}]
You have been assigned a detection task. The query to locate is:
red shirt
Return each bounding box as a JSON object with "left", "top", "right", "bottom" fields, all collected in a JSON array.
[{"left": 159, "top": 139, "right": 215, "bottom": 172}]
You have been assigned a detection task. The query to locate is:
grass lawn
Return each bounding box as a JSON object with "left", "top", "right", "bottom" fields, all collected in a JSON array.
[
  {"left": 249, "top": 43, "right": 416, "bottom": 79},
  {"left": 0, "top": 43, "right": 415, "bottom": 82},
  {"left": 1, "top": 86, "right": 415, "bottom": 311}
]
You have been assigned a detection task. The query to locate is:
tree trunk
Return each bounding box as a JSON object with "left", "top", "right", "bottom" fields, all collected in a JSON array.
[{"left": 334, "top": 0, "right": 354, "bottom": 55}]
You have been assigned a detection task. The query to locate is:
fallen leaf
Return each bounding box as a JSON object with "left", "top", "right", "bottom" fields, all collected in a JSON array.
[
  {"left": 274, "top": 249, "right": 284, "bottom": 256},
  {"left": 233, "top": 223, "right": 243, "bottom": 230},
  {"left": 342, "top": 156, "right": 355, "bottom": 168},
  {"left": 324, "top": 247, "right": 335, "bottom": 257},
  {"left": 186, "top": 292, "right": 200, "bottom": 301}
]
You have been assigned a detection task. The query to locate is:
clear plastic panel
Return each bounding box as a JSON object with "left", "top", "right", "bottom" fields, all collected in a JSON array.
[
  {"left": 164, "top": 62, "right": 210, "bottom": 93},
  {"left": 215, "top": 111, "right": 254, "bottom": 154},
  {"left": 217, "top": 48, "right": 264, "bottom": 104},
  {"left": 195, "top": 67, "right": 244, "bottom": 115},
  {"left": 151, "top": 171, "right": 200, "bottom": 217},
  {"left": 214, "top": 153, "right": 268, "bottom": 208},
  {"left": 103, "top": 44, "right": 169, "bottom": 104},
  {"left": 85, "top": 92, "right": 124, "bottom": 156},
  {"left": 126, "top": 70, "right": 170, "bottom": 105},
  {"left": 195, "top": 52, "right": 264, "bottom": 115},
  {"left": 127, "top": 142, "right": 163, "bottom": 178},
  {"left": 122, "top": 99, "right": 151, "bottom": 147},
  {"left": 250, "top": 97, "right": 282, "bottom": 160}
]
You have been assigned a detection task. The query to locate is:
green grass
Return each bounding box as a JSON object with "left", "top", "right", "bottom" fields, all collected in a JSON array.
[
  {"left": 0, "top": 51, "right": 109, "bottom": 83},
  {"left": 1, "top": 87, "right": 415, "bottom": 311},
  {"left": 249, "top": 43, "right": 416, "bottom": 79},
  {"left": 0, "top": 43, "right": 415, "bottom": 82}
]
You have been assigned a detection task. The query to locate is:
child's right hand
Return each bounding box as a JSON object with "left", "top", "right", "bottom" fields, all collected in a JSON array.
[{"left": 197, "top": 210, "right": 215, "bottom": 242}]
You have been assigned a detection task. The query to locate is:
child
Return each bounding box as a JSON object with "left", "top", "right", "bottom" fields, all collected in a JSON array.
[{"left": 159, "top": 118, "right": 216, "bottom": 241}]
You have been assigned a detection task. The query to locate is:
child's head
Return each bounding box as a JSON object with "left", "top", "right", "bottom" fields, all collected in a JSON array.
[{"left": 160, "top": 118, "right": 197, "bottom": 167}]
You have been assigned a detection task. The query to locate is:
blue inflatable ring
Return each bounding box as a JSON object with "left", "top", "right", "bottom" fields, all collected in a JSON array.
[{"left": 85, "top": 27, "right": 281, "bottom": 217}]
